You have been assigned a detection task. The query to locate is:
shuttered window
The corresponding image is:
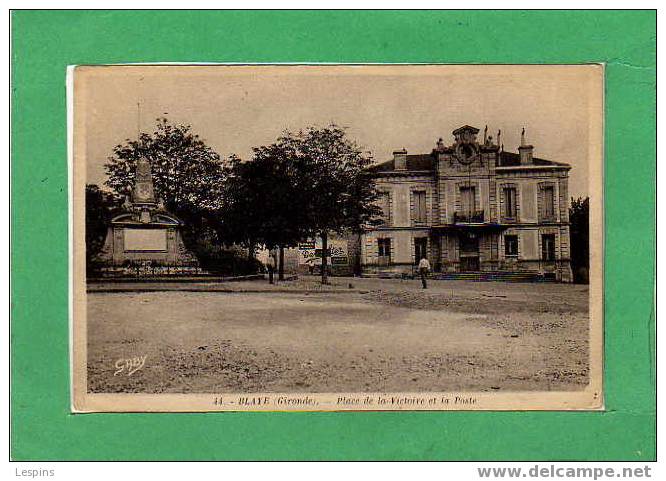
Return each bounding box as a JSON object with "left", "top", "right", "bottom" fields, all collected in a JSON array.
[
  {"left": 378, "top": 192, "right": 391, "bottom": 225},
  {"left": 503, "top": 187, "right": 517, "bottom": 218},
  {"left": 460, "top": 186, "right": 475, "bottom": 214},
  {"left": 378, "top": 238, "right": 392, "bottom": 265},
  {"left": 542, "top": 186, "right": 555, "bottom": 219},
  {"left": 413, "top": 191, "right": 427, "bottom": 223},
  {"left": 504, "top": 235, "right": 518, "bottom": 257},
  {"left": 542, "top": 234, "right": 556, "bottom": 261}
]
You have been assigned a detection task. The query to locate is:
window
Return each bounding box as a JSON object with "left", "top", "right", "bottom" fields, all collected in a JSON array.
[
  {"left": 504, "top": 235, "right": 518, "bottom": 257},
  {"left": 413, "top": 191, "right": 427, "bottom": 223},
  {"left": 414, "top": 237, "right": 428, "bottom": 265},
  {"left": 542, "top": 234, "right": 556, "bottom": 261},
  {"left": 378, "top": 238, "right": 392, "bottom": 264},
  {"left": 460, "top": 186, "right": 476, "bottom": 214},
  {"left": 378, "top": 192, "right": 391, "bottom": 225},
  {"left": 542, "top": 186, "right": 555, "bottom": 219},
  {"left": 503, "top": 187, "right": 517, "bottom": 219}
]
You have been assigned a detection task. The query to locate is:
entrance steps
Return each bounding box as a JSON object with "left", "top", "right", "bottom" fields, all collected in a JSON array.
[
  {"left": 361, "top": 268, "right": 554, "bottom": 282},
  {"left": 432, "top": 271, "right": 549, "bottom": 282}
]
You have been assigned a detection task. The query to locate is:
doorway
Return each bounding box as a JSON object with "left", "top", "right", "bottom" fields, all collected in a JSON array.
[
  {"left": 414, "top": 237, "right": 428, "bottom": 265},
  {"left": 459, "top": 231, "right": 480, "bottom": 271}
]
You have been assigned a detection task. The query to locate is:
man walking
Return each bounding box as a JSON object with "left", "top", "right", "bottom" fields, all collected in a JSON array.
[
  {"left": 266, "top": 253, "right": 276, "bottom": 284},
  {"left": 418, "top": 255, "right": 430, "bottom": 289}
]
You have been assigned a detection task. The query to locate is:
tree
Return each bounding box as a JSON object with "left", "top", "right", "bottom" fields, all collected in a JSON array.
[
  {"left": 221, "top": 146, "right": 311, "bottom": 278},
  {"left": 278, "top": 125, "right": 382, "bottom": 284},
  {"left": 104, "top": 118, "right": 228, "bottom": 265},
  {"left": 569, "top": 196, "right": 589, "bottom": 284},
  {"left": 85, "top": 184, "right": 122, "bottom": 272},
  {"left": 105, "top": 117, "right": 226, "bottom": 223},
  {"left": 221, "top": 125, "right": 381, "bottom": 284}
]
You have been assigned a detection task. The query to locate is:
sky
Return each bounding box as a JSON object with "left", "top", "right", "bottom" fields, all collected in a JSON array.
[{"left": 77, "top": 65, "right": 603, "bottom": 199}]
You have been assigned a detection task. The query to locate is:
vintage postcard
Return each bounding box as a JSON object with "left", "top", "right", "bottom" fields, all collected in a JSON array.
[{"left": 70, "top": 64, "right": 603, "bottom": 412}]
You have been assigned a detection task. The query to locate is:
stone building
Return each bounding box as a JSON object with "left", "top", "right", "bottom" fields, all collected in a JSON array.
[
  {"left": 362, "top": 125, "right": 573, "bottom": 282},
  {"left": 96, "top": 157, "right": 196, "bottom": 268}
]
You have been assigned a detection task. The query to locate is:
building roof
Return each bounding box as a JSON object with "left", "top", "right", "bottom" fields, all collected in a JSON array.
[
  {"left": 368, "top": 150, "right": 569, "bottom": 173},
  {"left": 497, "top": 151, "right": 570, "bottom": 167},
  {"left": 368, "top": 153, "right": 436, "bottom": 173}
]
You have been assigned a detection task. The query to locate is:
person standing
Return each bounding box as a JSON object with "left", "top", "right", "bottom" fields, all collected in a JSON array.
[
  {"left": 418, "top": 256, "right": 431, "bottom": 289},
  {"left": 266, "top": 254, "right": 276, "bottom": 284}
]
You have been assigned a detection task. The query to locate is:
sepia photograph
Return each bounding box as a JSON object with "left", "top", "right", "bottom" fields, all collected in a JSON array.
[{"left": 70, "top": 64, "right": 603, "bottom": 411}]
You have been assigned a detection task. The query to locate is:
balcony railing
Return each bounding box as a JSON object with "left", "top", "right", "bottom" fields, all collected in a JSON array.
[{"left": 454, "top": 210, "right": 484, "bottom": 224}]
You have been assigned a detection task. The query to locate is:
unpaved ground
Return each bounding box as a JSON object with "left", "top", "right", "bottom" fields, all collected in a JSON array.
[{"left": 87, "top": 277, "right": 589, "bottom": 393}]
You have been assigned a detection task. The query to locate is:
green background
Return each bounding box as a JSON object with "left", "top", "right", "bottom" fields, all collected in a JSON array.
[{"left": 11, "top": 10, "right": 656, "bottom": 460}]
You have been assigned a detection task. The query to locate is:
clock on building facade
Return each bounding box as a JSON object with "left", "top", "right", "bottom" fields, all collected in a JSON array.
[
  {"left": 454, "top": 141, "right": 479, "bottom": 165},
  {"left": 452, "top": 124, "right": 481, "bottom": 166}
]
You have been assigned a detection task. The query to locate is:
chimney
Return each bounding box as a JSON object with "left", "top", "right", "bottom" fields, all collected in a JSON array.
[
  {"left": 518, "top": 127, "right": 534, "bottom": 165},
  {"left": 393, "top": 148, "right": 408, "bottom": 170}
]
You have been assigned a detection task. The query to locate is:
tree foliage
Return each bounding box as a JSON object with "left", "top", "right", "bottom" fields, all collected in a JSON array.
[
  {"left": 103, "top": 120, "right": 380, "bottom": 281},
  {"left": 221, "top": 150, "right": 309, "bottom": 252},
  {"left": 105, "top": 117, "right": 226, "bottom": 218},
  {"left": 85, "top": 184, "right": 122, "bottom": 271},
  {"left": 569, "top": 196, "right": 589, "bottom": 283},
  {"left": 105, "top": 118, "right": 227, "bottom": 236},
  {"left": 221, "top": 125, "right": 381, "bottom": 283},
  {"left": 290, "top": 126, "right": 381, "bottom": 283},
  {"left": 103, "top": 118, "right": 258, "bottom": 273},
  {"left": 290, "top": 126, "right": 381, "bottom": 235}
]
